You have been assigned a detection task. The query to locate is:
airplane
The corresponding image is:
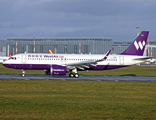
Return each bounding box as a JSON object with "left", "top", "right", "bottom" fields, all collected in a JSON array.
[
  {"left": 3, "top": 31, "right": 150, "bottom": 78},
  {"left": 0, "top": 53, "right": 12, "bottom": 63}
]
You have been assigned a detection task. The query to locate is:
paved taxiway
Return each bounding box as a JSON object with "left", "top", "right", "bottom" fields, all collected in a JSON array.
[{"left": 0, "top": 74, "right": 156, "bottom": 82}]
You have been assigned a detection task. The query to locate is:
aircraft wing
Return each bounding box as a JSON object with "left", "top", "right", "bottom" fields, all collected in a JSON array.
[{"left": 66, "top": 50, "right": 111, "bottom": 70}]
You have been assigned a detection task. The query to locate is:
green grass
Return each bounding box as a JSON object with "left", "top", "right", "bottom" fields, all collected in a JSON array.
[
  {"left": 1, "top": 64, "right": 156, "bottom": 119},
  {"left": 1, "top": 63, "right": 156, "bottom": 76},
  {"left": 79, "top": 65, "right": 156, "bottom": 76},
  {"left": 0, "top": 80, "right": 156, "bottom": 120}
]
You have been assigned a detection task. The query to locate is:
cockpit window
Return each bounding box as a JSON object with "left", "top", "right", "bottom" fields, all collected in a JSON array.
[{"left": 9, "top": 57, "right": 16, "bottom": 60}]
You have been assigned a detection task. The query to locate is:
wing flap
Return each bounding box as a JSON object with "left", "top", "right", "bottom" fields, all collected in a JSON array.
[{"left": 67, "top": 60, "right": 96, "bottom": 66}]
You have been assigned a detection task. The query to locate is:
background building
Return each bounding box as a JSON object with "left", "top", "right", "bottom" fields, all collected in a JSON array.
[
  {"left": 0, "top": 40, "right": 6, "bottom": 56},
  {"left": 112, "top": 42, "right": 132, "bottom": 54},
  {"left": 6, "top": 38, "right": 112, "bottom": 56},
  {"left": 145, "top": 41, "right": 156, "bottom": 58},
  {"left": 0, "top": 38, "right": 156, "bottom": 59}
]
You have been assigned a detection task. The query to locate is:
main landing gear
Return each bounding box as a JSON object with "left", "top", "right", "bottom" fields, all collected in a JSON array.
[
  {"left": 22, "top": 69, "right": 25, "bottom": 77},
  {"left": 69, "top": 73, "right": 79, "bottom": 78},
  {"left": 69, "top": 68, "right": 79, "bottom": 78}
]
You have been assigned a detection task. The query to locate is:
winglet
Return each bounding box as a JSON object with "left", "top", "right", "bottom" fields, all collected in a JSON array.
[
  {"left": 8, "top": 53, "right": 12, "bottom": 57},
  {"left": 49, "top": 49, "right": 53, "bottom": 54},
  {"left": 104, "top": 50, "right": 111, "bottom": 60},
  {"left": 97, "top": 50, "right": 111, "bottom": 62}
]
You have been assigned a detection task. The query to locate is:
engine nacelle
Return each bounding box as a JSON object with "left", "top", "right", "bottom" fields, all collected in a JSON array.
[{"left": 45, "top": 65, "right": 66, "bottom": 75}]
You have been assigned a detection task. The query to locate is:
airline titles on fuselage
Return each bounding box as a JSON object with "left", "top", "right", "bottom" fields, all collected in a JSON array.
[{"left": 28, "top": 55, "right": 64, "bottom": 58}]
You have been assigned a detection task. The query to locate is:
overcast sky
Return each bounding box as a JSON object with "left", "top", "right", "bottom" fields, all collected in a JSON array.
[{"left": 0, "top": 0, "right": 156, "bottom": 41}]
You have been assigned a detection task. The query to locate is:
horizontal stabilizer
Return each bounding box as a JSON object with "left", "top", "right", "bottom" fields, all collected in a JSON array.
[{"left": 133, "top": 57, "right": 152, "bottom": 61}]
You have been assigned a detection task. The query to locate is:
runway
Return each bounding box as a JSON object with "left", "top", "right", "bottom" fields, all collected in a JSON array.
[{"left": 0, "top": 74, "right": 156, "bottom": 82}]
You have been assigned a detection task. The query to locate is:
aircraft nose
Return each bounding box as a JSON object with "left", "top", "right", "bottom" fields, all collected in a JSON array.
[
  {"left": 3, "top": 62, "right": 7, "bottom": 66},
  {"left": 3, "top": 62, "right": 11, "bottom": 68}
]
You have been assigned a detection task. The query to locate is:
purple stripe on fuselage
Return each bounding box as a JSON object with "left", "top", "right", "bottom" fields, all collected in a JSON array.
[
  {"left": 3, "top": 64, "right": 51, "bottom": 70},
  {"left": 3, "top": 63, "right": 128, "bottom": 71}
]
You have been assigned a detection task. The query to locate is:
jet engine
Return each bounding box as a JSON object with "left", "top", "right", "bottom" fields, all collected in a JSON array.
[{"left": 45, "top": 65, "right": 66, "bottom": 75}]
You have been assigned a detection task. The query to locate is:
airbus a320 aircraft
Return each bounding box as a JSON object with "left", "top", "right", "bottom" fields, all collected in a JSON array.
[{"left": 3, "top": 31, "right": 150, "bottom": 78}]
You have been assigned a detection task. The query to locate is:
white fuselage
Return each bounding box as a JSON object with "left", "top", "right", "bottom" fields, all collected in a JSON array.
[{"left": 3, "top": 53, "right": 147, "bottom": 69}]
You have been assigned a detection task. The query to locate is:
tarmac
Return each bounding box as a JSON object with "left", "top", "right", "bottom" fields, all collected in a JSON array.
[{"left": 0, "top": 74, "right": 156, "bottom": 82}]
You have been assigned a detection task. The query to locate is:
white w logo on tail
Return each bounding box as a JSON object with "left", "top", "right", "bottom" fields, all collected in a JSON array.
[{"left": 134, "top": 40, "right": 145, "bottom": 50}]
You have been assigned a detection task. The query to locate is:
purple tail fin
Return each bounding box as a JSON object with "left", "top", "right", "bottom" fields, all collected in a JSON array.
[{"left": 120, "top": 31, "right": 149, "bottom": 56}]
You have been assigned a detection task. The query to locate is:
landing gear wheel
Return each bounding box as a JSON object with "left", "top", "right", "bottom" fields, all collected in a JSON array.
[
  {"left": 74, "top": 73, "right": 79, "bottom": 78},
  {"left": 22, "top": 74, "right": 25, "bottom": 77},
  {"left": 69, "top": 73, "right": 74, "bottom": 78}
]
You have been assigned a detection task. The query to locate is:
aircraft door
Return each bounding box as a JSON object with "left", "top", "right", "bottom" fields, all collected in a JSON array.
[
  {"left": 119, "top": 56, "right": 124, "bottom": 65},
  {"left": 21, "top": 54, "right": 27, "bottom": 63}
]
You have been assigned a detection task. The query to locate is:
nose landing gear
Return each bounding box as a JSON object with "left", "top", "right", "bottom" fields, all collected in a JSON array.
[{"left": 22, "top": 69, "right": 25, "bottom": 77}]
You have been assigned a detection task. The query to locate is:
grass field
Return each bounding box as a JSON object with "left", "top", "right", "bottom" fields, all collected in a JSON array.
[
  {"left": 0, "top": 80, "right": 156, "bottom": 120},
  {"left": 0, "top": 64, "right": 156, "bottom": 119}
]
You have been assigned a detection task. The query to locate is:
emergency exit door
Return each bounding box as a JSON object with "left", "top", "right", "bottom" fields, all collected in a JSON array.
[
  {"left": 21, "top": 54, "right": 27, "bottom": 63},
  {"left": 119, "top": 56, "right": 124, "bottom": 65}
]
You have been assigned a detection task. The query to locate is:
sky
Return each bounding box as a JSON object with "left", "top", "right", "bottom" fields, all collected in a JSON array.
[{"left": 0, "top": 0, "right": 156, "bottom": 41}]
